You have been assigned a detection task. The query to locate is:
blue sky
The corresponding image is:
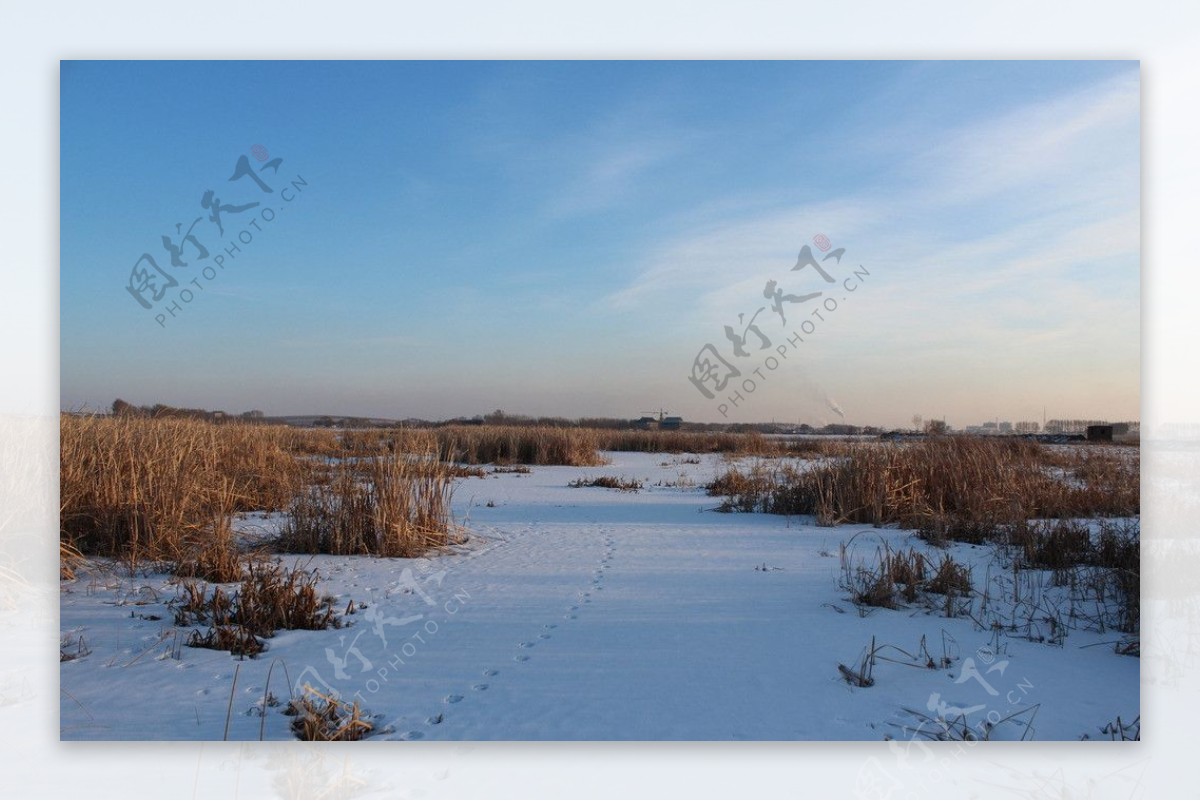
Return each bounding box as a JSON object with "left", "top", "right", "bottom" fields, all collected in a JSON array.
[{"left": 60, "top": 60, "right": 1139, "bottom": 427}]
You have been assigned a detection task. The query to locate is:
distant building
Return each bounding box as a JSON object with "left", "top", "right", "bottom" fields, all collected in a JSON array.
[
  {"left": 1046, "top": 419, "right": 1107, "bottom": 435},
  {"left": 1087, "top": 424, "right": 1114, "bottom": 442},
  {"left": 1015, "top": 421, "right": 1040, "bottom": 435},
  {"left": 998, "top": 421, "right": 1013, "bottom": 434},
  {"left": 633, "top": 413, "right": 683, "bottom": 430}
]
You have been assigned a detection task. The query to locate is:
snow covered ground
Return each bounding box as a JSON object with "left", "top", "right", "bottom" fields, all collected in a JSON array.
[{"left": 60, "top": 452, "right": 1138, "bottom": 741}]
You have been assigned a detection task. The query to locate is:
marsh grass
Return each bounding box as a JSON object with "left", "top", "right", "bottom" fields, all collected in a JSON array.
[
  {"left": 416, "top": 425, "right": 607, "bottom": 466},
  {"left": 374, "top": 426, "right": 847, "bottom": 464},
  {"left": 172, "top": 512, "right": 250, "bottom": 583},
  {"left": 1003, "top": 518, "right": 1140, "bottom": 633},
  {"left": 707, "top": 460, "right": 815, "bottom": 513},
  {"left": 278, "top": 450, "right": 458, "bottom": 557},
  {"left": 286, "top": 687, "right": 374, "bottom": 741},
  {"left": 568, "top": 475, "right": 644, "bottom": 492},
  {"left": 59, "top": 541, "right": 86, "bottom": 581},
  {"left": 708, "top": 437, "right": 1139, "bottom": 535},
  {"left": 174, "top": 561, "right": 340, "bottom": 658},
  {"left": 60, "top": 415, "right": 304, "bottom": 566},
  {"left": 839, "top": 541, "right": 973, "bottom": 613},
  {"left": 60, "top": 416, "right": 467, "bottom": 568},
  {"left": 926, "top": 553, "right": 973, "bottom": 596},
  {"left": 60, "top": 414, "right": 828, "bottom": 572}
]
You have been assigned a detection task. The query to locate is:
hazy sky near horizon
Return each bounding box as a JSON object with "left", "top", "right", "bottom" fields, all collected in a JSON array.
[{"left": 61, "top": 60, "right": 1139, "bottom": 427}]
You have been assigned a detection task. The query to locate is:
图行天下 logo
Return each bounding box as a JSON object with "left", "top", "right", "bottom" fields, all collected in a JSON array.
[
  {"left": 123, "top": 145, "right": 309, "bottom": 328},
  {"left": 687, "top": 233, "right": 871, "bottom": 417}
]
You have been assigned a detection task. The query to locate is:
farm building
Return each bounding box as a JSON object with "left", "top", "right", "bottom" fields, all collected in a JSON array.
[{"left": 633, "top": 415, "right": 684, "bottom": 430}]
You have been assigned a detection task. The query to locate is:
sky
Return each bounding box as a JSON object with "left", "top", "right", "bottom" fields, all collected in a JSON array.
[{"left": 60, "top": 60, "right": 1139, "bottom": 428}]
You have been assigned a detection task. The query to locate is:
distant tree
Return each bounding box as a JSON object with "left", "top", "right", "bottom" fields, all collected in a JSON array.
[
  {"left": 111, "top": 398, "right": 134, "bottom": 417},
  {"left": 924, "top": 419, "right": 948, "bottom": 436}
]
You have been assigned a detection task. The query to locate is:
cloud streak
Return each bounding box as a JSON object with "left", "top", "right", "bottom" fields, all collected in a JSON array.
[{"left": 603, "top": 69, "right": 1138, "bottom": 425}]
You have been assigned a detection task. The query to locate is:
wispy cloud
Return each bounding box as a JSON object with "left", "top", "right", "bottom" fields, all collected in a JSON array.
[
  {"left": 609, "top": 71, "right": 1137, "bottom": 317},
  {"left": 908, "top": 70, "right": 1139, "bottom": 206},
  {"left": 603, "top": 70, "right": 1138, "bottom": 424},
  {"left": 547, "top": 138, "right": 688, "bottom": 219},
  {"left": 604, "top": 198, "right": 877, "bottom": 311}
]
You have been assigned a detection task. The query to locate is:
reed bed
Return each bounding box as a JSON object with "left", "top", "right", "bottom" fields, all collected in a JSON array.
[
  {"left": 709, "top": 436, "right": 1139, "bottom": 535},
  {"left": 596, "top": 428, "right": 767, "bottom": 455},
  {"left": 366, "top": 426, "right": 845, "bottom": 465},
  {"left": 60, "top": 415, "right": 304, "bottom": 565},
  {"left": 415, "top": 425, "right": 605, "bottom": 466},
  {"left": 708, "top": 460, "right": 807, "bottom": 513},
  {"left": 280, "top": 425, "right": 605, "bottom": 466},
  {"left": 277, "top": 449, "right": 458, "bottom": 557},
  {"left": 595, "top": 429, "right": 851, "bottom": 457},
  {"left": 715, "top": 436, "right": 1140, "bottom": 634},
  {"left": 60, "top": 416, "right": 463, "bottom": 567}
]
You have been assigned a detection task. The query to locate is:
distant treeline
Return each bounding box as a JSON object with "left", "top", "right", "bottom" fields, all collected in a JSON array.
[
  {"left": 94, "top": 400, "right": 884, "bottom": 435},
  {"left": 411, "top": 410, "right": 883, "bottom": 436},
  {"left": 107, "top": 399, "right": 265, "bottom": 423}
]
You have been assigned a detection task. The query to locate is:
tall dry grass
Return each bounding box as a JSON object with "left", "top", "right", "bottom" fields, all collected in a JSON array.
[
  {"left": 60, "top": 415, "right": 304, "bottom": 564},
  {"left": 413, "top": 425, "right": 606, "bottom": 466},
  {"left": 595, "top": 428, "right": 850, "bottom": 457},
  {"left": 278, "top": 448, "right": 458, "bottom": 557},
  {"left": 380, "top": 425, "right": 847, "bottom": 464},
  {"left": 287, "top": 688, "right": 374, "bottom": 741},
  {"left": 838, "top": 541, "right": 974, "bottom": 612},
  {"left": 1004, "top": 518, "right": 1139, "bottom": 633},
  {"left": 174, "top": 561, "right": 341, "bottom": 657},
  {"left": 597, "top": 428, "right": 770, "bottom": 455},
  {"left": 710, "top": 436, "right": 1139, "bottom": 535},
  {"left": 60, "top": 415, "right": 464, "bottom": 567},
  {"left": 708, "top": 460, "right": 807, "bottom": 513}
]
